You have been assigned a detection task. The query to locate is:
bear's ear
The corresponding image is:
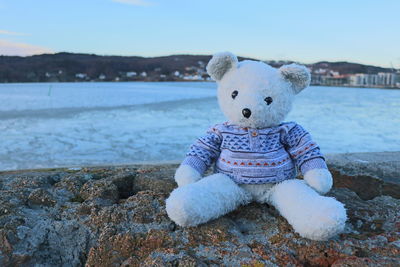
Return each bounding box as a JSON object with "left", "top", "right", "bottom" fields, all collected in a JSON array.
[
  {"left": 206, "top": 52, "right": 238, "bottom": 81},
  {"left": 279, "top": 64, "right": 311, "bottom": 94}
]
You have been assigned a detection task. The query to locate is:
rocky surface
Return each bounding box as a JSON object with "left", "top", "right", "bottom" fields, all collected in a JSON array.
[
  {"left": 326, "top": 151, "right": 400, "bottom": 200},
  {"left": 0, "top": 152, "right": 399, "bottom": 267}
]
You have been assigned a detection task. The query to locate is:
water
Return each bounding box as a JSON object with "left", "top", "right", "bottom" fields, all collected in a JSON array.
[{"left": 0, "top": 82, "right": 399, "bottom": 171}]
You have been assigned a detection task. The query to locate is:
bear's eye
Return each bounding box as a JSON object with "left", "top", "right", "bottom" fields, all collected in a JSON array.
[
  {"left": 264, "top": 96, "right": 273, "bottom": 105},
  {"left": 231, "top": 90, "right": 238, "bottom": 99}
]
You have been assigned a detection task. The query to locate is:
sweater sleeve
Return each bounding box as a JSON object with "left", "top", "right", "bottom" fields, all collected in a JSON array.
[
  {"left": 181, "top": 125, "right": 223, "bottom": 176},
  {"left": 283, "top": 123, "right": 328, "bottom": 175}
]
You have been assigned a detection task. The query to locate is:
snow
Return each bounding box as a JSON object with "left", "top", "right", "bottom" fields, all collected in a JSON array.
[{"left": 0, "top": 82, "right": 399, "bottom": 171}]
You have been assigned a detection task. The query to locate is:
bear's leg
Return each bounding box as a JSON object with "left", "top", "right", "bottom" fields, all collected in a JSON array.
[
  {"left": 269, "top": 179, "right": 347, "bottom": 240},
  {"left": 166, "top": 173, "right": 251, "bottom": 227}
]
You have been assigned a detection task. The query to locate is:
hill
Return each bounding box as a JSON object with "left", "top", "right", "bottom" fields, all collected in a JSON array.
[{"left": 0, "top": 52, "right": 394, "bottom": 83}]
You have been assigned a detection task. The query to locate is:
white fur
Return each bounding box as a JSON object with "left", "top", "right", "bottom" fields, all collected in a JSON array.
[
  {"left": 269, "top": 179, "right": 347, "bottom": 240},
  {"left": 174, "top": 164, "right": 202, "bottom": 187},
  {"left": 217, "top": 59, "right": 296, "bottom": 128},
  {"left": 166, "top": 52, "right": 346, "bottom": 241},
  {"left": 209, "top": 54, "right": 311, "bottom": 129},
  {"left": 240, "top": 183, "right": 275, "bottom": 203},
  {"left": 166, "top": 173, "right": 251, "bottom": 227},
  {"left": 304, "top": 168, "right": 333, "bottom": 195},
  {"left": 206, "top": 52, "right": 238, "bottom": 81},
  {"left": 279, "top": 64, "right": 311, "bottom": 94}
]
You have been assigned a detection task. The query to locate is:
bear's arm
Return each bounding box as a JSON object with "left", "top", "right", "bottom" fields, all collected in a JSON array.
[
  {"left": 180, "top": 126, "right": 223, "bottom": 176},
  {"left": 283, "top": 123, "right": 328, "bottom": 175}
]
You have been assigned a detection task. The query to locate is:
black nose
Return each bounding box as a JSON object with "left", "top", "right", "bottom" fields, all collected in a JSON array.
[{"left": 242, "top": 108, "right": 251, "bottom": 118}]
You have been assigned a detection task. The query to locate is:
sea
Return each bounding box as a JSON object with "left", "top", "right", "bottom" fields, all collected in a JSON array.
[{"left": 0, "top": 82, "right": 399, "bottom": 171}]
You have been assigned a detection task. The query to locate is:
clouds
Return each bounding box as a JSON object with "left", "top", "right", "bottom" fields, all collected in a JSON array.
[
  {"left": 0, "top": 29, "right": 50, "bottom": 56},
  {"left": 112, "top": 0, "right": 152, "bottom": 6},
  {"left": 0, "top": 29, "right": 28, "bottom": 36},
  {"left": 0, "top": 39, "right": 53, "bottom": 56}
]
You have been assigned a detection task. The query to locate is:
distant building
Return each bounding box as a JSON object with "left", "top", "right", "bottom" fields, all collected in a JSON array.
[
  {"left": 183, "top": 74, "right": 203, "bottom": 80},
  {"left": 99, "top": 74, "right": 106, "bottom": 80},
  {"left": 75, "top": 73, "right": 87, "bottom": 79},
  {"left": 311, "top": 66, "right": 399, "bottom": 88},
  {"left": 377, "top": 72, "right": 397, "bottom": 87},
  {"left": 349, "top": 74, "right": 368, "bottom": 86},
  {"left": 349, "top": 73, "right": 398, "bottom": 87},
  {"left": 397, "top": 71, "right": 400, "bottom": 87},
  {"left": 323, "top": 75, "right": 349, "bottom": 86},
  {"left": 311, "top": 69, "right": 348, "bottom": 86},
  {"left": 126, "top": 71, "right": 137, "bottom": 77}
]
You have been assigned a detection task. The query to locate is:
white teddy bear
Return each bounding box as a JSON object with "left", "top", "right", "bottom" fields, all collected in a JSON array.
[{"left": 166, "top": 52, "right": 347, "bottom": 241}]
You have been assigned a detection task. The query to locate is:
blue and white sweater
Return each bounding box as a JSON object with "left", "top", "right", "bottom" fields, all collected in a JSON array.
[{"left": 181, "top": 122, "right": 327, "bottom": 184}]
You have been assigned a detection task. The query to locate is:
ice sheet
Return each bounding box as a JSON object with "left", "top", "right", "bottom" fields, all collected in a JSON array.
[{"left": 0, "top": 82, "right": 399, "bottom": 171}]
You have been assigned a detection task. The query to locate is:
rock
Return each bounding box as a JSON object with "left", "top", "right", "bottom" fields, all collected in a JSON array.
[
  {"left": 326, "top": 151, "right": 400, "bottom": 200},
  {"left": 27, "top": 188, "right": 56, "bottom": 207},
  {"left": 80, "top": 179, "right": 119, "bottom": 205},
  {"left": 0, "top": 152, "right": 399, "bottom": 266},
  {"left": 133, "top": 164, "right": 177, "bottom": 194}
]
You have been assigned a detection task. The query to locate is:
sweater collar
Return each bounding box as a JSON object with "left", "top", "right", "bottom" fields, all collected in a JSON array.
[{"left": 224, "top": 121, "right": 288, "bottom": 131}]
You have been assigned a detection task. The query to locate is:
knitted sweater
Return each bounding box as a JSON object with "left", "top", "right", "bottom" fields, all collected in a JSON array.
[{"left": 181, "top": 122, "right": 327, "bottom": 184}]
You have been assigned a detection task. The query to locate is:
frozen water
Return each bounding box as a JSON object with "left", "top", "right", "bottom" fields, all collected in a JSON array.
[{"left": 0, "top": 82, "right": 399, "bottom": 171}]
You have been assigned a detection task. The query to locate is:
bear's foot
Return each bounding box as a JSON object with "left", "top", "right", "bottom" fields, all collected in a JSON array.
[
  {"left": 166, "top": 173, "right": 251, "bottom": 227},
  {"left": 269, "top": 179, "right": 347, "bottom": 241}
]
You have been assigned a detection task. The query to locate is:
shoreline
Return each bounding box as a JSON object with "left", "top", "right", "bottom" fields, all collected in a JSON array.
[
  {"left": 1, "top": 151, "right": 398, "bottom": 175},
  {"left": 0, "top": 160, "right": 182, "bottom": 174}
]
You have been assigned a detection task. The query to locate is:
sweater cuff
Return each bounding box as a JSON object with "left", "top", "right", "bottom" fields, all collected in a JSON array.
[
  {"left": 300, "top": 157, "right": 327, "bottom": 175},
  {"left": 181, "top": 156, "right": 208, "bottom": 175}
]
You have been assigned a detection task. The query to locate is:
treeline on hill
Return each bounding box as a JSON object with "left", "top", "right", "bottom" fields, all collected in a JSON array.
[{"left": 0, "top": 52, "right": 392, "bottom": 83}]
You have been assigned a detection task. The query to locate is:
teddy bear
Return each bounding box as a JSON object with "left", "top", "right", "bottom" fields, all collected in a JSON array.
[{"left": 166, "top": 52, "right": 347, "bottom": 241}]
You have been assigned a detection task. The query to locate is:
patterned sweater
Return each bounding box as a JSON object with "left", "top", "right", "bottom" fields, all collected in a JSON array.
[{"left": 181, "top": 122, "right": 327, "bottom": 184}]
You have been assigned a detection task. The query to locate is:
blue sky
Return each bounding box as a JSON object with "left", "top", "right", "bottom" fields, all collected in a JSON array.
[{"left": 0, "top": 0, "right": 399, "bottom": 67}]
